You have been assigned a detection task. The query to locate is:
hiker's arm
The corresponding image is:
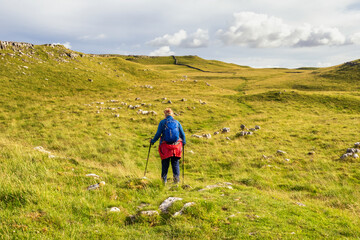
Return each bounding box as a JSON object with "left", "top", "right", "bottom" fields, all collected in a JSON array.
[
  {"left": 179, "top": 122, "right": 186, "bottom": 145},
  {"left": 151, "top": 121, "right": 163, "bottom": 144}
]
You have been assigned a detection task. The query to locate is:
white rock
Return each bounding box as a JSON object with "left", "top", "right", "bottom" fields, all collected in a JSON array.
[
  {"left": 353, "top": 154, "right": 359, "bottom": 159},
  {"left": 199, "top": 183, "right": 233, "bottom": 191},
  {"left": 159, "top": 197, "right": 183, "bottom": 213},
  {"left": 221, "top": 127, "right": 230, "bottom": 133},
  {"left": 140, "top": 210, "right": 159, "bottom": 216},
  {"left": 277, "top": 150, "right": 286, "bottom": 155},
  {"left": 341, "top": 153, "right": 351, "bottom": 159},
  {"left": 110, "top": 207, "right": 120, "bottom": 212},
  {"left": 173, "top": 202, "right": 196, "bottom": 217},
  {"left": 354, "top": 142, "right": 360, "bottom": 148},
  {"left": 255, "top": 125, "right": 261, "bottom": 130},
  {"left": 86, "top": 173, "right": 100, "bottom": 178},
  {"left": 202, "top": 133, "right": 211, "bottom": 139},
  {"left": 295, "top": 202, "right": 306, "bottom": 207},
  {"left": 191, "top": 134, "right": 202, "bottom": 138}
]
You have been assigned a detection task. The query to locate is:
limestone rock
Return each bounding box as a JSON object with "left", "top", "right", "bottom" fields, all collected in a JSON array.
[
  {"left": 109, "top": 207, "right": 120, "bottom": 212},
  {"left": 173, "top": 202, "right": 196, "bottom": 217},
  {"left": 191, "top": 134, "right": 202, "bottom": 138},
  {"left": 202, "top": 133, "right": 211, "bottom": 139},
  {"left": 159, "top": 197, "right": 183, "bottom": 213},
  {"left": 277, "top": 150, "right": 286, "bottom": 155},
  {"left": 221, "top": 127, "right": 230, "bottom": 133}
]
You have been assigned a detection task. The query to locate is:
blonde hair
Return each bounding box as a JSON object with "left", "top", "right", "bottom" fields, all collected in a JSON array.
[{"left": 164, "top": 108, "right": 174, "bottom": 116}]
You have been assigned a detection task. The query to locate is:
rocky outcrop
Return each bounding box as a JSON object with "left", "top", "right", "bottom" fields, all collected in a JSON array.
[{"left": 0, "top": 41, "right": 34, "bottom": 50}]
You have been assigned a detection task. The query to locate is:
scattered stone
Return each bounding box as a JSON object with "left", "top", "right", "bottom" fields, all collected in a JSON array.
[
  {"left": 114, "top": 114, "right": 120, "bottom": 118},
  {"left": 86, "top": 173, "right": 100, "bottom": 178},
  {"left": 355, "top": 142, "right": 360, "bottom": 148},
  {"left": 167, "top": 100, "right": 172, "bottom": 104},
  {"left": 247, "top": 131, "right": 253, "bottom": 135},
  {"left": 308, "top": 151, "right": 315, "bottom": 155},
  {"left": 159, "top": 197, "right": 183, "bottom": 213},
  {"left": 341, "top": 153, "right": 352, "bottom": 159},
  {"left": 353, "top": 154, "right": 359, "bottom": 159},
  {"left": 191, "top": 134, "right": 202, "bottom": 138},
  {"left": 295, "top": 202, "right": 306, "bottom": 207},
  {"left": 106, "top": 132, "right": 112, "bottom": 136},
  {"left": 199, "top": 100, "right": 207, "bottom": 105},
  {"left": 109, "top": 207, "right": 120, "bottom": 212},
  {"left": 249, "top": 128, "right": 256, "bottom": 131},
  {"left": 240, "top": 124, "right": 246, "bottom": 130},
  {"left": 199, "top": 182, "right": 233, "bottom": 191},
  {"left": 347, "top": 148, "right": 359, "bottom": 154},
  {"left": 214, "top": 131, "right": 219, "bottom": 135},
  {"left": 206, "top": 82, "right": 211, "bottom": 86},
  {"left": 181, "top": 98, "right": 187, "bottom": 101},
  {"left": 277, "top": 150, "right": 287, "bottom": 155},
  {"left": 87, "top": 181, "right": 105, "bottom": 190},
  {"left": 110, "top": 100, "right": 119, "bottom": 103},
  {"left": 88, "top": 78, "right": 93, "bottom": 82},
  {"left": 221, "top": 127, "right": 230, "bottom": 133},
  {"left": 202, "top": 133, "right": 211, "bottom": 139},
  {"left": 255, "top": 125, "right": 261, "bottom": 130},
  {"left": 285, "top": 158, "right": 290, "bottom": 162},
  {"left": 226, "top": 137, "right": 231, "bottom": 140},
  {"left": 236, "top": 131, "right": 247, "bottom": 137},
  {"left": 189, "top": 150, "right": 194, "bottom": 154},
  {"left": 173, "top": 202, "right": 196, "bottom": 217},
  {"left": 140, "top": 210, "right": 159, "bottom": 216},
  {"left": 34, "top": 146, "right": 56, "bottom": 158},
  {"left": 135, "top": 97, "right": 141, "bottom": 101}
]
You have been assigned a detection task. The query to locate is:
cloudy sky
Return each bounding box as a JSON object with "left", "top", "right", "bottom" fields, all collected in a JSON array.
[{"left": 1, "top": 0, "right": 360, "bottom": 68}]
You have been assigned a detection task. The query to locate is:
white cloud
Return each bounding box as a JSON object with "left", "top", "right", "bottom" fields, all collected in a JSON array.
[
  {"left": 349, "top": 32, "right": 360, "bottom": 44},
  {"left": 217, "top": 12, "right": 347, "bottom": 48},
  {"left": 148, "top": 29, "right": 209, "bottom": 48},
  {"left": 78, "top": 34, "right": 107, "bottom": 40},
  {"left": 53, "top": 41, "right": 72, "bottom": 49},
  {"left": 149, "top": 46, "right": 175, "bottom": 56}
]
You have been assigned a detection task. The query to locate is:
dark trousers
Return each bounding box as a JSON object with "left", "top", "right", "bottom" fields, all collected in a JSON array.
[{"left": 161, "top": 157, "right": 180, "bottom": 183}]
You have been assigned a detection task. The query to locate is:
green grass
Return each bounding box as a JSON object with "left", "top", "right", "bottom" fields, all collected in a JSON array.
[{"left": 1, "top": 43, "right": 360, "bottom": 239}]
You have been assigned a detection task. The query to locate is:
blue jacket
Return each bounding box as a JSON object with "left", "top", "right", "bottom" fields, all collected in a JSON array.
[{"left": 151, "top": 116, "right": 186, "bottom": 145}]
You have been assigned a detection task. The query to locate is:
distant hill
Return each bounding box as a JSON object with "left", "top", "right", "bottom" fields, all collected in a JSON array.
[{"left": 315, "top": 59, "right": 360, "bottom": 82}]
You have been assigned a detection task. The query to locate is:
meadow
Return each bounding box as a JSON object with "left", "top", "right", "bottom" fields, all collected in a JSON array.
[{"left": 0, "top": 42, "right": 359, "bottom": 239}]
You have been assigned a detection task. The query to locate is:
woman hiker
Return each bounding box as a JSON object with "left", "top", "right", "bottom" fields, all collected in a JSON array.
[{"left": 150, "top": 108, "right": 186, "bottom": 184}]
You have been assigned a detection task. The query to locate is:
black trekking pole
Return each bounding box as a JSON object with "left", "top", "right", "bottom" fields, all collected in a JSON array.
[
  {"left": 182, "top": 144, "right": 185, "bottom": 184},
  {"left": 144, "top": 142, "right": 152, "bottom": 177}
]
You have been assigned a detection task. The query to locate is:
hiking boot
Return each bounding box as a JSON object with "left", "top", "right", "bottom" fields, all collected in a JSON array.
[{"left": 173, "top": 176, "right": 180, "bottom": 184}]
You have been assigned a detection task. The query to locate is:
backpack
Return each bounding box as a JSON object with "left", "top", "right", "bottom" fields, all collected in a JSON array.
[{"left": 163, "top": 118, "right": 179, "bottom": 143}]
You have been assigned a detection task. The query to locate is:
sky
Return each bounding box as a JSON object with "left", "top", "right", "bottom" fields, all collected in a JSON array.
[{"left": 1, "top": 0, "right": 360, "bottom": 68}]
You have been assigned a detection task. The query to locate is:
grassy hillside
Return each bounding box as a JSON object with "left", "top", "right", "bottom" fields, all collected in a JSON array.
[{"left": 1, "top": 42, "right": 360, "bottom": 239}]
